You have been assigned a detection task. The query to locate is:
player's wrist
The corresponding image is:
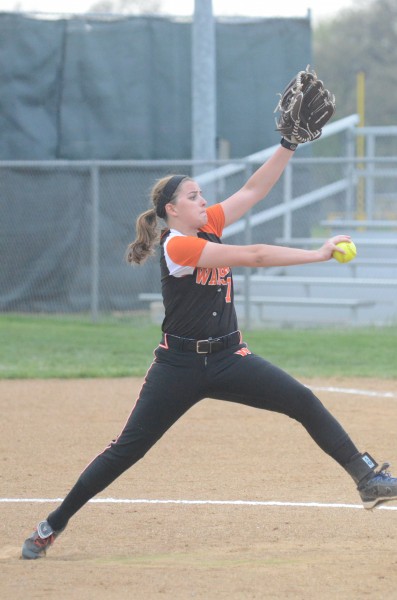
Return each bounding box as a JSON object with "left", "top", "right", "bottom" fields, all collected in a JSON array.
[{"left": 280, "top": 137, "right": 298, "bottom": 151}]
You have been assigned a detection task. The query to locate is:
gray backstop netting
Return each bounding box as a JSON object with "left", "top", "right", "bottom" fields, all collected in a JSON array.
[
  {"left": 0, "top": 12, "right": 311, "bottom": 160},
  {"left": 0, "top": 12, "right": 312, "bottom": 315}
]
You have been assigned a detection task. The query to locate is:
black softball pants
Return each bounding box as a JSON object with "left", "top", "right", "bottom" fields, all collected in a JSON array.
[{"left": 47, "top": 340, "right": 358, "bottom": 530}]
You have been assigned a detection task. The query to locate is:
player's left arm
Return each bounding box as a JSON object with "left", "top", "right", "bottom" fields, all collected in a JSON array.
[{"left": 219, "top": 145, "right": 293, "bottom": 228}]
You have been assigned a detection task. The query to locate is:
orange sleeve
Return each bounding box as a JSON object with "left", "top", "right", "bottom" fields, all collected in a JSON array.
[
  {"left": 165, "top": 205, "right": 224, "bottom": 269},
  {"left": 200, "top": 203, "right": 225, "bottom": 237},
  {"left": 166, "top": 235, "right": 207, "bottom": 268}
]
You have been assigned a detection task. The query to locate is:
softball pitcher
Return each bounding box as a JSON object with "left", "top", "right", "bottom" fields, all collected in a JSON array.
[{"left": 22, "top": 143, "right": 397, "bottom": 559}]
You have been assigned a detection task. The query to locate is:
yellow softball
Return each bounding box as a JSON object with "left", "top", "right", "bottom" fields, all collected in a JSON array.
[{"left": 332, "top": 241, "right": 357, "bottom": 263}]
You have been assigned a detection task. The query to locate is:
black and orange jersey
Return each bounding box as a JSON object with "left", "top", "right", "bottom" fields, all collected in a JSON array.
[{"left": 160, "top": 203, "right": 238, "bottom": 338}]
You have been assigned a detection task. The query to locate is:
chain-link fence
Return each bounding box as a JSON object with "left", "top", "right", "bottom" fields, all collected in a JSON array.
[{"left": 1, "top": 121, "right": 397, "bottom": 320}]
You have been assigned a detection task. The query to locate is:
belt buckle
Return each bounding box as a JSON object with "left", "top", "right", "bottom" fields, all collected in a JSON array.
[{"left": 196, "top": 339, "right": 210, "bottom": 354}]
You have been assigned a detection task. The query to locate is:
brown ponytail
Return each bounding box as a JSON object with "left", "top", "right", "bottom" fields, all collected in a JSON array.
[
  {"left": 125, "top": 174, "right": 189, "bottom": 265},
  {"left": 125, "top": 208, "right": 159, "bottom": 265}
]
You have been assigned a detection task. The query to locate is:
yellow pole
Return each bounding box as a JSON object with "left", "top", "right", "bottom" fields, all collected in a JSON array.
[{"left": 356, "top": 71, "right": 366, "bottom": 221}]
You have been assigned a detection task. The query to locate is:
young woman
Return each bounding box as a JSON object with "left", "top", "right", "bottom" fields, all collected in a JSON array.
[{"left": 22, "top": 139, "right": 397, "bottom": 559}]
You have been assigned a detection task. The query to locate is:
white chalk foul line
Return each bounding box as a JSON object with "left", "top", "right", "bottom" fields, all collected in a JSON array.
[
  {"left": 308, "top": 385, "right": 395, "bottom": 399},
  {"left": 1, "top": 497, "right": 397, "bottom": 510}
]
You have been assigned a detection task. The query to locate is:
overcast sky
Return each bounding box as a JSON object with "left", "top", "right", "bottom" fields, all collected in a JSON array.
[{"left": 0, "top": 0, "right": 357, "bottom": 22}]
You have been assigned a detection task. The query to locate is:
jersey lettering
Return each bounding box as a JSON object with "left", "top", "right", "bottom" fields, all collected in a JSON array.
[
  {"left": 196, "top": 267, "right": 231, "bottom": 286},
  {"left": 195, "top": 267, "right": 232, "bottom": 305},
  {"left": 195, "top": 268, "right": 212, "bottom": 285},
  {"left": 209, "top": 269, "right": 218, "bottom": 285},
  {"left": 225, "top": 276, "right": 232, "bottom": 303},
  {"left": 217, "top": 267, "right": 230, "bottom": 285}
]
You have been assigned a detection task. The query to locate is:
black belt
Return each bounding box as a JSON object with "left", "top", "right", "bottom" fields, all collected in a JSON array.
[{"left": 162, "top": 331, "right": 241, "bottom": 354}]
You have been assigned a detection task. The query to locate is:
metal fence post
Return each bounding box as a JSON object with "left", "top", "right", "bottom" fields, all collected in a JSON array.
[
  {"left": 366, "top": 132, "right": 375, "bottom": 219},
  {"left": 282, "top": 162, "right": 292, "bottom": 241},
  {"left": 243, "top": 209, "right": 252, "bottom": 330},
  {"left": 90, "top": 164, "right": 99, "bottom": 322},
  {"left": 346, "top": 127, "right": 356, "bottom": 218},
  {"left": 243, "top": 163, "right": 254, "bottom": 330}
]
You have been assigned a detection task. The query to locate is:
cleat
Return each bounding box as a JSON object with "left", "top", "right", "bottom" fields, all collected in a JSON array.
[
  {"left": 358, "top": 462, "right": 397, "bottom": 509},
  {"left": 21, "top": 520, "right": 64, "bottom": 560}
]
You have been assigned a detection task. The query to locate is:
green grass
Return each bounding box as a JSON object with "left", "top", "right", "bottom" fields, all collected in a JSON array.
[
  {"left": 0, "top": 314, "right": 396, "bottom": 379},
  {"left": 245, "top": 327, "right": 397, "bottom": 379},
  {"left": 0, "top": 314, "right": 159, "bottom": 378}
]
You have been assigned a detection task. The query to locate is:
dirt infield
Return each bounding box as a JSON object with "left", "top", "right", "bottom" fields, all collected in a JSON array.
[{"left": 1, "top": 377, "right": 397, "bottom": 599}]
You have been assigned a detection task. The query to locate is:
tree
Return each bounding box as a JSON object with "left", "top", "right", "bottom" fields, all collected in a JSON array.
[
  {"left": 313, "top": 0, "right": 397, "bottom": 125},
  {"left": 88, "top": 0, "right": 162, "bottom": 14}
]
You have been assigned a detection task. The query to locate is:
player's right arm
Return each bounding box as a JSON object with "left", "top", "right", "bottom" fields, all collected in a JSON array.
[{"left": 197, "top": 235, "right": 352, "bottom": 268}]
